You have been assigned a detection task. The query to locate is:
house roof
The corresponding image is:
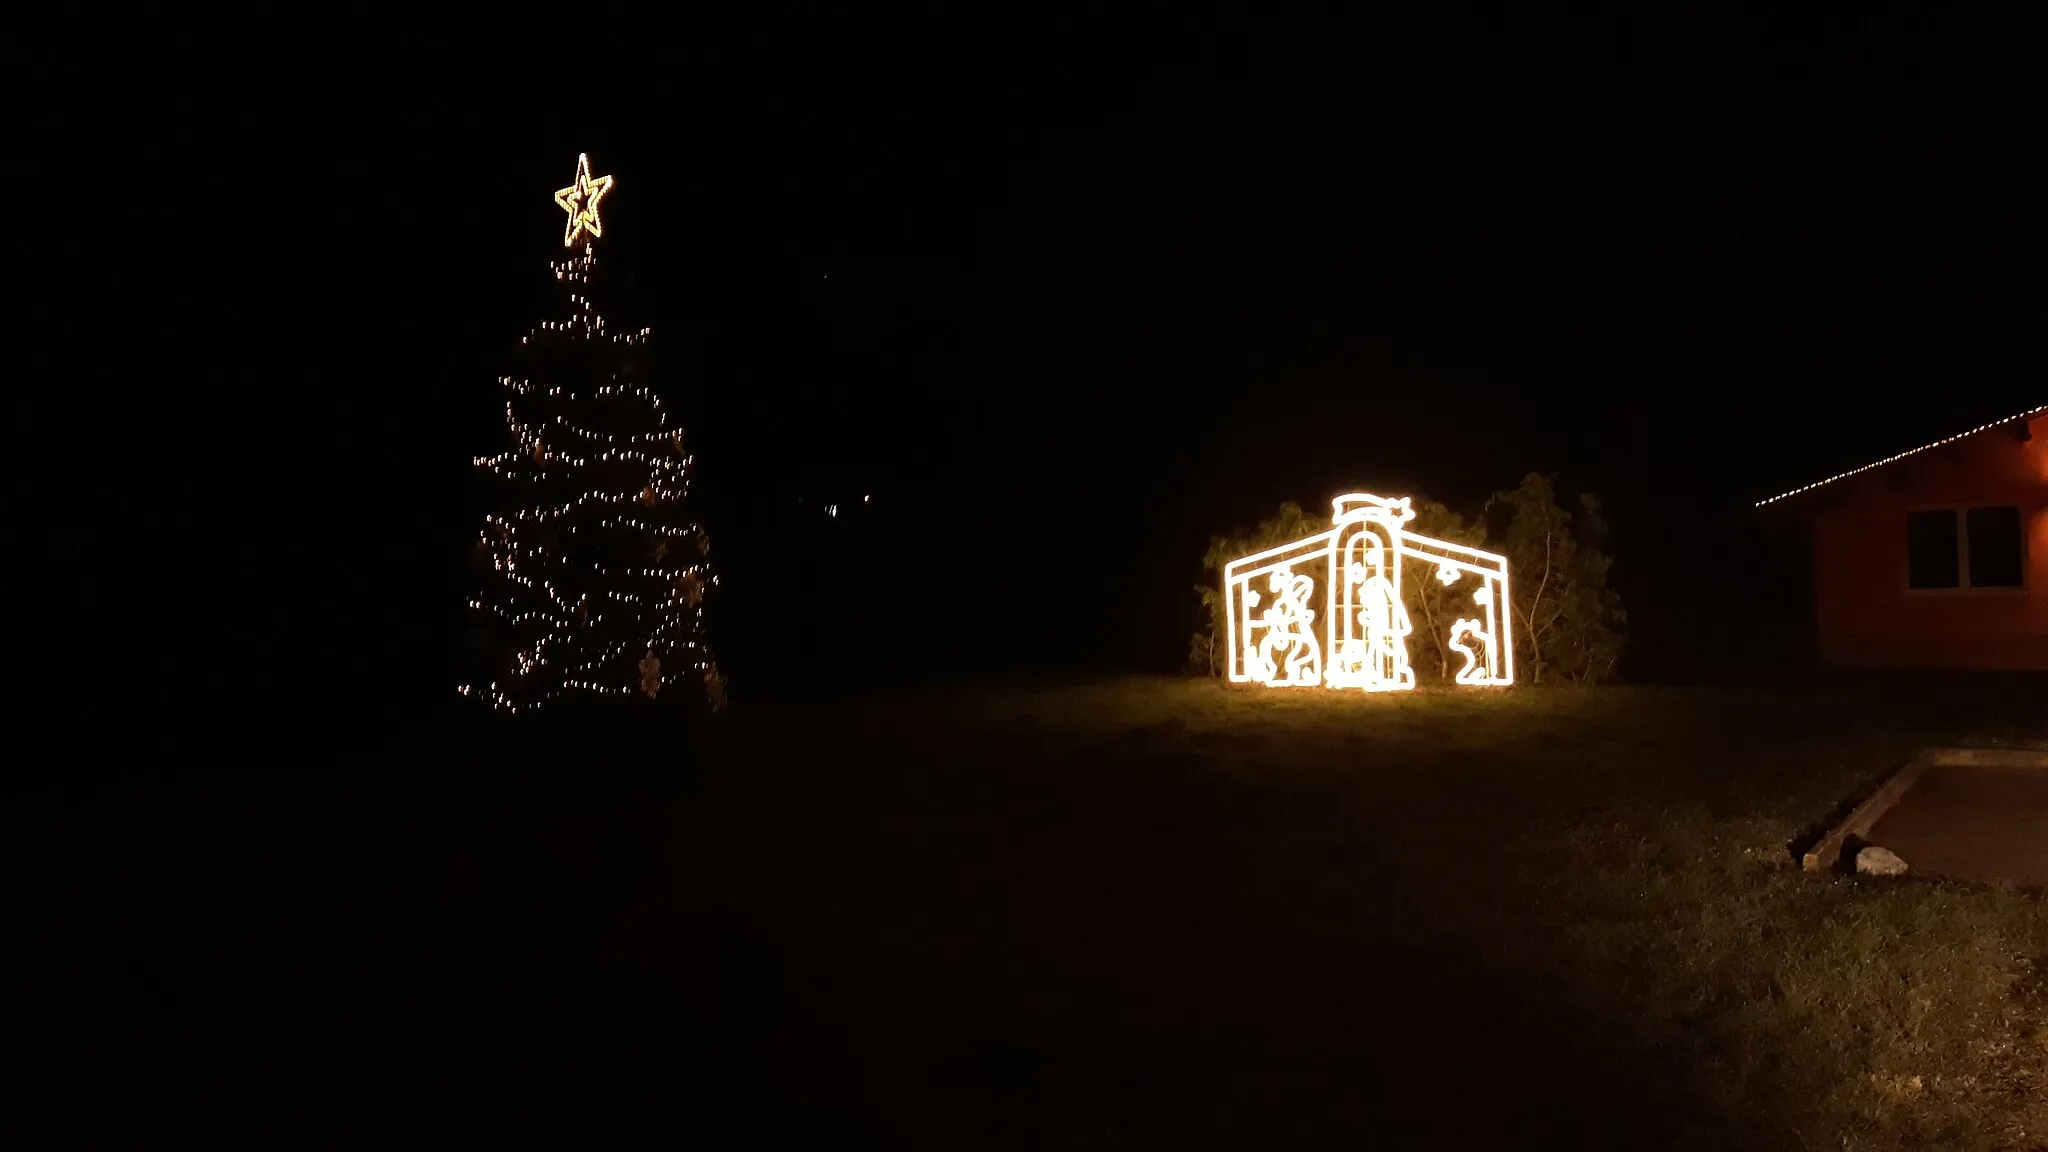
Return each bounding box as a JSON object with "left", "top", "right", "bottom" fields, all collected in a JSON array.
[{"left": 1753, "top": 404, "right": 2048, "bottom": 508}]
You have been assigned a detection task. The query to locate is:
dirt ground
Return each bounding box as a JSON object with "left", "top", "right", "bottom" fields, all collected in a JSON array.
[
  {"left": 17, "top": 675, "right": 2048, "bottom": 1147},
  {"left": 1867, "top": 761, "right": 2048, "bottom": 887}
]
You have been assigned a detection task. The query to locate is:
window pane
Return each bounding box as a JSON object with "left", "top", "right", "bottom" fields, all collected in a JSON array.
[
  {"left": 1907, "top": 510, "right": 1960, "bottom": 589},
  {"left": 1966, "top": 506, "right": 2024, "bottom": 587}
]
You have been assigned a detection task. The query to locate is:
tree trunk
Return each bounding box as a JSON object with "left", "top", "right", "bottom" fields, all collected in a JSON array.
[{"left": 1526, "top": 526, "right": 1554, "bottom": 684}]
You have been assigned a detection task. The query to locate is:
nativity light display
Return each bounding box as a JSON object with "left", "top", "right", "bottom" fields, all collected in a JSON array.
[
  {"left": 460, "top": 154, "right": 723, "bottom": 713},
  {"left": 1224, "top": 493, "right": 1514, "bottom": 690}
]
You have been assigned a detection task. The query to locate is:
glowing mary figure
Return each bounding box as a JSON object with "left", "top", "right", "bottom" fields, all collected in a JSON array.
[{"left": 1223, "top": 492, "right": 1514, "bottom": 690}]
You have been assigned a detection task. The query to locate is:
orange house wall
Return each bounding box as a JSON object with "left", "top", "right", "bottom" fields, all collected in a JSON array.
[{"left": 1807, "top": 414, "right": 2048, "bottom": 670}]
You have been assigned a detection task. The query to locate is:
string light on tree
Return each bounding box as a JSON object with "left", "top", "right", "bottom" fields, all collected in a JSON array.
[{"left": 461, "top": 155, "right": 723, "bottom": 712}]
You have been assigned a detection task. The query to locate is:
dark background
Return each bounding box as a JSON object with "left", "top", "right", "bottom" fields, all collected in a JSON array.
[
  {"left": 41, "top": 4, "right": 2044, "bottom": 711},
  {"left": 15, "top": 5, "right": 2047, "bottom": 1140},
  {"left": 16, "top": 1, "right": 2047, "bottom": 762}
]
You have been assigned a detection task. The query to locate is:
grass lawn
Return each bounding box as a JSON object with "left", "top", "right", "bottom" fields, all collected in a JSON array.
[{"left": 369, "top": 676, "right": 2047, "bottom": 1148}]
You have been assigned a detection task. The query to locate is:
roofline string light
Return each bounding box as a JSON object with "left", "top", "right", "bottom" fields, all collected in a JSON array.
[
  {"left": 1223, "top": 493, "right": 1515, "bottom": 691},
  {"left": 1754, "top": 405, "right": 2047, "bottom": 508}
]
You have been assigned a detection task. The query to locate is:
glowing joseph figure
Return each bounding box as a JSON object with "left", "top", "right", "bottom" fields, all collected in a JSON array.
[
  {"left": 1223, "top": 493, "right": 1514, "bottom": 690},
  {"left": 1350, "top": 540, "right": 1414, "bottom": 691}
]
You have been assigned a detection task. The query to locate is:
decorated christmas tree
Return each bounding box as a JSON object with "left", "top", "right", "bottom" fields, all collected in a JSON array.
[{"left": 461, "top": 154, "right": 722, "bottom": 713}]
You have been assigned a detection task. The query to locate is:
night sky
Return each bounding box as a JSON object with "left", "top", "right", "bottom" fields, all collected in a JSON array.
[{"left": 57, "top": 6, "right": 2045, "bottom": 709}]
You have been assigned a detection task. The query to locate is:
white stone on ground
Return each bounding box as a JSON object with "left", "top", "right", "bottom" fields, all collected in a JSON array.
[{"left": 1855, "top": 846, "right": 1909, "bottom": 876}]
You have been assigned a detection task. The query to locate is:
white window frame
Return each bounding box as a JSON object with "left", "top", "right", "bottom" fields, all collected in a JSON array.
[{"left": 1902, "top": 503, "right": 2029, "bottom": 594}]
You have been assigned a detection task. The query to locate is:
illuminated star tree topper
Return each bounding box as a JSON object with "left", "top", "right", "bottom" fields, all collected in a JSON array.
[{"left": 553, "top": 152, "right": 615, "bottom": 247}]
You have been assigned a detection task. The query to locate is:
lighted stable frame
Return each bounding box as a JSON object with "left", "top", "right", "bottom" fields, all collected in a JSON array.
[{"left": 1223, "top": 493, "right": 1514, "bottom": 690}]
